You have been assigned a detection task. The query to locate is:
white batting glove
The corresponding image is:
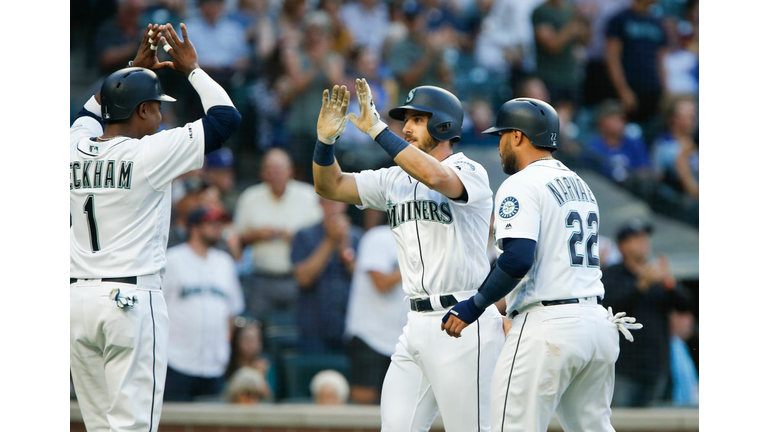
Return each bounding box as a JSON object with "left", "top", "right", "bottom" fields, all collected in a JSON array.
[
  {"left": 607, "top": 307, "right": 643, "bottom": 342},
  {"left": 348, "top": 78, "right": 388, "bottom": 139},
  {"left": 317, "top": 85, "right": 351, "bottom": 145}
]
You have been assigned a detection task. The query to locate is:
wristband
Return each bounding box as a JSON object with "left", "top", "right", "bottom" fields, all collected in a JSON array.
[
  {"left": 375, "top": 128, "right": 410, "bottom": 159},
  {"left": 313, "top": 140, "right": 335, "bottom": 166}
]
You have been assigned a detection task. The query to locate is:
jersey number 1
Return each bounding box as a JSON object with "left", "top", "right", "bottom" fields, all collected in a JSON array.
[
  {"left": 566, "top": 210, "right": 599, "bottom": 267},
  {"left": 83, "top": 195, "right": 101, "bottom": 252}
]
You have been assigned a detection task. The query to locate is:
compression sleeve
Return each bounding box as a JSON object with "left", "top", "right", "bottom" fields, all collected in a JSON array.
[
  {"left": 201, "top": 106, "right": 242, "bottom": 154},
  {"left": 473, "top": 238, "right": 536, "bottom": 310},
  {"left": 188, "top": 68, "right": 241, "bottom": 153}
]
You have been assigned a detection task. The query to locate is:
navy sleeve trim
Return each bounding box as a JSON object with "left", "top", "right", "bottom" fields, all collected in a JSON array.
[
  {"left": 74, "top": 108, "right": 104, "bottom": 129},
  {"left": 472, "top": 238, "right": 536, "bottom": 310},
  {"left": 202, "top": 106, "right": 242, "bottom": 155}
]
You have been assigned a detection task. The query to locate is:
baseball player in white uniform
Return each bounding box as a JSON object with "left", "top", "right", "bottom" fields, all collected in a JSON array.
[
  {"left": 312, "top": 79, "right": 505, "bottom": 431},
  {"left": 441, "top": 98, "right": 642, "bottom": 432},
  {"left": 70, "top": 23, "right": 241, "bottom": 431}
]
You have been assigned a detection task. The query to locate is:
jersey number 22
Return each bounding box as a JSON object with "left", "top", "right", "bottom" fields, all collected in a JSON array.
[{"left": 566, "top": 210, "right": 598, "bottom": 268}]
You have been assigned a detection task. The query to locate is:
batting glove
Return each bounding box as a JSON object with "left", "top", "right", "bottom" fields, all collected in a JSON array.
[
  {"left": 608, "top": 307, "right": 643, "bottom": 342},
  {"left": 348, "top": 78, "right": 388, "bottom": 139},
  {"left": 317, "top": 85, "right": 351, "bottom": 145},
  {"left": 442, "top": 297, "right": 484, "bottom": 326}
]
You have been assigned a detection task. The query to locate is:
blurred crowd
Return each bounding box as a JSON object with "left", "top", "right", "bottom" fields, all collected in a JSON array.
[{"left": 70, "top": 0, "right": 698, "bottom": 408}]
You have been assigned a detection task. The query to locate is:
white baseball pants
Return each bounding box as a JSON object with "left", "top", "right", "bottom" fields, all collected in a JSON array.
[
  {"left": 70, "top": 280, "right": 168, "bottom": 432},
  {"left": 490, "top": 302, "right": 620, "bottom": 432},
  {"left": 380, "top": 303, "right": 505, "bottom": 432}
]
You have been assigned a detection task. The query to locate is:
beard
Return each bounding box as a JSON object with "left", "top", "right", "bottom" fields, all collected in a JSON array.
[
  {"left": 501, "top": 150, "right": 519, "bottom": 175},
  {"left": 412, "top": 133, "right": 440, "bottom": 154}
]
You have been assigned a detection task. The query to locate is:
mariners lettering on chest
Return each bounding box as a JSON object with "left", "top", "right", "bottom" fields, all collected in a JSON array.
[
  {"left": 70, "top": 160, "right": 134, "bottom": 190},
  {"left": 386, "top": 197, "right": 453, "bottom": 229},
  {"left": 545, "top": 175, "right": 597, "bottom": 206}
]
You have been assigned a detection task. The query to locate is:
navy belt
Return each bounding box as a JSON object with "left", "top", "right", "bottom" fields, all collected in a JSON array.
[
  {"left": 70, "top": 276, "right": 138, "bottom": 285},
  {"left": 410, "top": 294, "right": 458, "bottom": 312},
  {"left": 510, "top": 297, "right": 602, "bottom": 318}
]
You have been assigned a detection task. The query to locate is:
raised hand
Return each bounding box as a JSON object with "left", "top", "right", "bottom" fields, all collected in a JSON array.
[
  {"left": 347, "top": 78, "right": 387, "bottom": 138},
  {"left": 131, "top": 24, "right": 173, "bottom": 71},
  {"left": 159, "top": 23, "right": 200, "bottom": 76},
  {"left": 316, "top": 85, "right": 350, "bottom": 144}
]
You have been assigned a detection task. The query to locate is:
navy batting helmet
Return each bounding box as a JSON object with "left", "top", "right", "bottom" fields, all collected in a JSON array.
[
  {"left": 100, "top": 67, "right": 176, "bottom": 122},
  {"left": 482, "top": 98, "right": 559, "bottom": 150},
  {"left": 389, "top": 86, "right": 463, "bottom": 142}
]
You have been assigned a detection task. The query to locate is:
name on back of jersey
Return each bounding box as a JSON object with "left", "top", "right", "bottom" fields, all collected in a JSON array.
[
  {"left": 545, "top": 175, "right": 596, "bottom": 206},
  {"left": 70, "top": 159, "right": 134, "bottom": 190}
]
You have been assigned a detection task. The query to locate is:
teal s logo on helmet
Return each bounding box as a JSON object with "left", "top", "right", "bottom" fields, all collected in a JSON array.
[{"left": 406, "top": 89, "right": 416, "bottom": 103}]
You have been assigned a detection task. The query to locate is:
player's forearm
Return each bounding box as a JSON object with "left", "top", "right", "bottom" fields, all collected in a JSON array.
[
  {"left": 189, "top": 68, "right": 235, "bottom": 112},
  {"left": 312, "top": 140, "right": 364, "bottom": 205},
  {"left": 375, "top": 129, "right": 463, "bottom": 198}
]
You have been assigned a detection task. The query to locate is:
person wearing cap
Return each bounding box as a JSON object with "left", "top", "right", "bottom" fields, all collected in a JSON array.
[
  {"left": 162, "top": 206, "right": 246, "bottom": 401},
  {"left": 601, "top": 218, "right": 692, "bottom": 407},
  {"left": 584, "top": 98, "right": 651, "bottom": 183},
  {"left": 204, "top": 147, "right": 238, "bottom": 211}
]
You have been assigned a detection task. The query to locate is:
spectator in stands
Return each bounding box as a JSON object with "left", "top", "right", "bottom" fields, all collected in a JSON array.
[
  {"left": 228, "top": 0, "right": 278, "bottom": 63},
  {"left": 532, "top": 0, "right": 591, "bottom": 107},
  {"left": 387, "top": 0, "right": 452, "bottom": 107},
  {"left": 281, "top": 10, "right": 345, "bottom": 181},
  {"left": 225, "top": 319, "right": 276, "bottom": 394},
  {"left": 233, "top": 148, "right": 323, "bottom": 319},
  {"left": 602, "top": 219, "right": 692, "bottom": 407},
  {"left": 226, "top": 366, "right": 272, "bottom": 404},
  {"left": 168, "top": 176, "right": 228, "bottom": 248},
  {"left": 93, "top": 0, "right": 147, "bottom": 75},
  {"left": 163, "top": 206, "right": 246, "bottom": 402},
  {"left": 473, "top": 0, "right": 528, "bottom": 100},
  {"left": 203, "top": 148, "right": 238, "bottom": 212},
  {"left": 605, "top": 0, "right": 669, "bottom": 126},
  {"left": 662, "top": 0, "right": 698, "bottom": 96},
  {"left": 291, "top": 198, "right": 362, "bottom": 354},
  {"left": 576, "top": 0, "right": 632, "bottom": 106},
  {"left": 584, "top": 99, "right": 651, "bottom": 183},
  {"left": 184, "top": 0, "right": 251, "bottom": 88},
  {"left": 318, "top": 0, "right": 354, "bottom": 55},
  {"left": 669, "top": 309, "right": 698, "bottom": 406},
  {"left": 339, "top": 0, "right": 390, "bottom": 58},
  {"left": 652, "top": 94, "right": 698, "bottom": 198},
  {"left": 310, "top": 370, "right": 350, "bottom": 405},
  {"left": 344, "top": 225, "right": 407, "bottom": 404}
]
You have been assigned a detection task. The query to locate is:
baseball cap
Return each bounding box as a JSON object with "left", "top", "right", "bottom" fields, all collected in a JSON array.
[
  {"left": 205, "top": 148, "right": 234, "bottom": 169},
  {"left": 615, "top": 218, "right": 653, "bottom": 242},
  {"left": 186, "top": 206, "right": 230, "bottom": 227}
]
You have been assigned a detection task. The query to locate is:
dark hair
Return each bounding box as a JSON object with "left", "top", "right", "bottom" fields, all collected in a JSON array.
[{"left": 224, "top": 318, "right": 262, "bottom": 379}]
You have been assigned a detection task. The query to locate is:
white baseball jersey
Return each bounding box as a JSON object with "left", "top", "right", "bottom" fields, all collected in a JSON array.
[
  {"left": 355, "top": 152, "right": 505, "bottom": 432},
  {"left": 489, "top": 158, "right": 619, "bottom": 432},
  {"left": 163, "top": 243, "right": 245, "bottom": 377},
  {"left": 354, "top": 152, "right": 493, "bottom": 298},
  {"left": 70, "top": 115, "right": 205, "bottom": 285},
  {"left": 344, "top": 225, "right": 408, "bottom": 357},
  {"left": 493, "top": 159, "right": 605, "bottom": 313}
]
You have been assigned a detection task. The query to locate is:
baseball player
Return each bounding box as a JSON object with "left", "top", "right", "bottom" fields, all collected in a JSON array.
[
  {"left": 440, "top": 98, "right": 642, "bottom": 432},
  {"left": 312, "top": 79, "right": 505, "bottom": 431},
  {"left": 70, "top": 23, "right": 241, "bottom": 431}
]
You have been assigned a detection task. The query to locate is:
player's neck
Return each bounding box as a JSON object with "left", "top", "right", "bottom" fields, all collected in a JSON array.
[
  {"left": 428, "top": 142, "right": 454, "bottom": 162},
  {"left": 102, "top": 123, "right": 140, "bottom": 140},
  {"left": 519, "top": 150, "right": 555, "bottom": 170}
]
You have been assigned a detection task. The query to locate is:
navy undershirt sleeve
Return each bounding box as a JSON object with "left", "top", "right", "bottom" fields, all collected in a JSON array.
[
  {"left": 75, "top": 108, "right": 104, "bottom": 129},
  {"left": 201, "top": 106, "right": 242, "bottom": 154},
  {"left": 473, "top": 238, "right": 536, "bottom": 310}
]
